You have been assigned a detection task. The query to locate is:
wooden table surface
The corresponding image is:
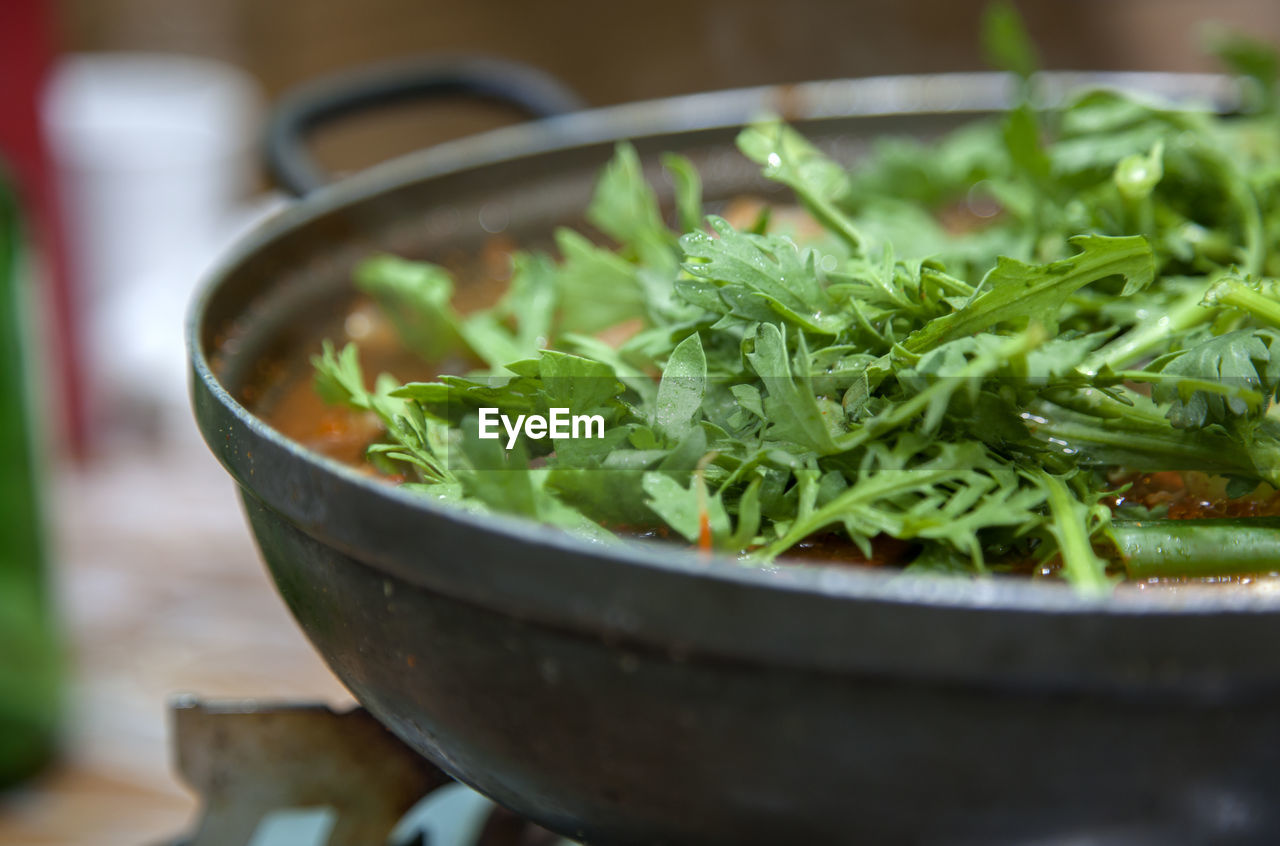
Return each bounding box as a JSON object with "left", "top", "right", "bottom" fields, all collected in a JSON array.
[{"left": 0, "top": 435, "right": 351, "bottom": 846}]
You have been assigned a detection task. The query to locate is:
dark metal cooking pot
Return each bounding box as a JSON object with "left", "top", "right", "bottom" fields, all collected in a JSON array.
[{"left": 189, "top": 63, "right": 1280, "bottom": 845}]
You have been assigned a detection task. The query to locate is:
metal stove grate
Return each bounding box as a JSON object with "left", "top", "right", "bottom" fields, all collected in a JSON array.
[{"left": 167, "top": 697, "right": 565, "bottom": 846}]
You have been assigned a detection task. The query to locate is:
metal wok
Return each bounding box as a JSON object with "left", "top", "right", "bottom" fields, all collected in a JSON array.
[{"left": 189, "top": 65, "right": 1280, "bottom": 845}]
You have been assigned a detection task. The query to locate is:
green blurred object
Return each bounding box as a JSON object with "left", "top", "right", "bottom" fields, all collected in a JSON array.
[{"left": 0, "top": 169, "right": 61, "bottom": 788}]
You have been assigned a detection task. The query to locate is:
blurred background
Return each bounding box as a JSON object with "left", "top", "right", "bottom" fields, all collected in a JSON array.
[{"left": 2, "top": 0, "right": 1280, "bottom": 843}]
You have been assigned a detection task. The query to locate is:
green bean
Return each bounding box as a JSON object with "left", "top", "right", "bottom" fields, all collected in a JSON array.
[{"left": 1109, "top": 519, "right": 1280, "bottom": 579}]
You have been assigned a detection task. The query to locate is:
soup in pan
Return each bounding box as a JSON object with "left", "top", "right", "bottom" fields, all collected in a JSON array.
[{"left": 251, "top": 44, "right": 1280, "bottom": 593}]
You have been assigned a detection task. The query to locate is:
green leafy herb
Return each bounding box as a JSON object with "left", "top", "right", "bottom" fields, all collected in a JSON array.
[
  {"left": 312, "top": 26, "right": 1280, "bottom": 591},
  {"left": 982, "top": 1, "right": 1040, "bottom": 84}
]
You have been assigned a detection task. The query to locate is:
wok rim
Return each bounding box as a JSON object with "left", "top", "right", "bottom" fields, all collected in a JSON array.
[{"left": 188, "top": 69, "right": 1280, "bottom": 631}]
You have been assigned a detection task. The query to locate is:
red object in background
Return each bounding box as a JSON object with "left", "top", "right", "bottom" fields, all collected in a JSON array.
[{"left": 0, "top": 0, "right": 86, "bottom": 460}]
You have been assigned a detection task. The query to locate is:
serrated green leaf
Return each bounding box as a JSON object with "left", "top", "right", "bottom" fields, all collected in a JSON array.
[
  {"left": 1149, "top": 329, "right": 1276, "bottom": 427},
  {"left": 904, "top": 234, "right": 1155, "bottom": 352},
  {"left": 655, "top": 333, "right": 707, "bottom": 439},
  {"left": 663, "top": 152, "right": 703, "bottom": 233},
  {"left": 982, "top": 0, "right": 1039, "bottom": 81}
]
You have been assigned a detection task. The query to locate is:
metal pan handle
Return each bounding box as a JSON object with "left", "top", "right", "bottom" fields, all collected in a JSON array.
[{"left": 265, "top": 56, "right": 587, "bottom": 197}]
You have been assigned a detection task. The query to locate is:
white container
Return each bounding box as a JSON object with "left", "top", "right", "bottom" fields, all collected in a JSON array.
[{"left": 42, "top": 53, "right": 264, "bottom": 441}]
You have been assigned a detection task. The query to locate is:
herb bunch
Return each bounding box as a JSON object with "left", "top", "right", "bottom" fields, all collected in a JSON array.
[{"left": 314, "top": 18, "right": 1280, "bottom": 591}]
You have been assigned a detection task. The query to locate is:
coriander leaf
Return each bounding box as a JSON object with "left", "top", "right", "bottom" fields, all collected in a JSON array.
[
  {"left": 313, "top": 338, "right": 370, "bottom": 409},
  {"left": 312, "top": 341, "right": 453, "bottom": 483},
  {"left": 746, "top": 323, "right": 843, "bottom": 454},
  {"left": 728, "top": 474, "right": 764, "bottom": 549},
  {"left": 736, "top": 121, "right": 863, "bottom": 251},
  {"left": 557, "top": 331, "right": 659, "bottom": 407},
  {"left": 642, "top": 471, "right": 729, "bottom": 545},
  {"left": 392, "top": 372, "right": 539, "bottom": 420},
  {"left": 1003, "top": 103, "right": 1052, "bottom": 188},
  {"left": 1147, "top": 329, "right": 1276, "bottom": 427},
  {"left": 680, "top": 217, "right": 845, "bottom": 335},
  {"left": 655, "top": 333, "right": 707, "bottom": 439},
  {"left": 663, "top": 152, "right": 704, "bottom": 233},
  {"left": 553, "top": 228, "right": 648, "bottom": 332},
  {"left": 355, "top": 255, "right": 463, "bottom": 361},
  {"left": 452, "top": 428, "right": 616, "bottom": 540},
  {"left": 491, "top": 251, "right": 558, "bottom": 356},
  {"left": 545, "top": 467, "right": 653, "bottom": 526},
  {"left": 981, "top": 0, "right": 1039, "bottom": 82},
  {"left": 587, "top": 142, "right": 673, "bottom": 251},
  {"left": 730, "top": 383, "right": 765, "bottom": 419},
  {"left": 534, "top": 350, "right": 626, "bottom": 416}
]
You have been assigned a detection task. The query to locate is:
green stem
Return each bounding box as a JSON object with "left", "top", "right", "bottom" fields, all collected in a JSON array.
[
  {"left": 1033, "top": 401, "right": 1259, "bottom": 478},
  {"left": 1194, "top": 139, "right": 1266, "bottom": 276},
  {"left": 921, "top": 268, "right": 976, "bottom": 299},
  {"left": 1205, "top": 277, "right": 1280, "bottom": 331},
  {"left": 1109, "top": 518, "right": 1280, "bottom": 579},
  {"left": 1031, "top": 469, "right": 1111, "bottom": 594},
  {"left": 1230, "top": 179, "right": 1267, "bottom": 278},
  {"left": 804, "top": 194, "right": 863, "bottom": 254},
  {"left": 1111, "top": 371, "right": 1264, "bottom": 407},
  {"left": 1080, "top": 283, "right": 1211, "bottom": 374}
]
